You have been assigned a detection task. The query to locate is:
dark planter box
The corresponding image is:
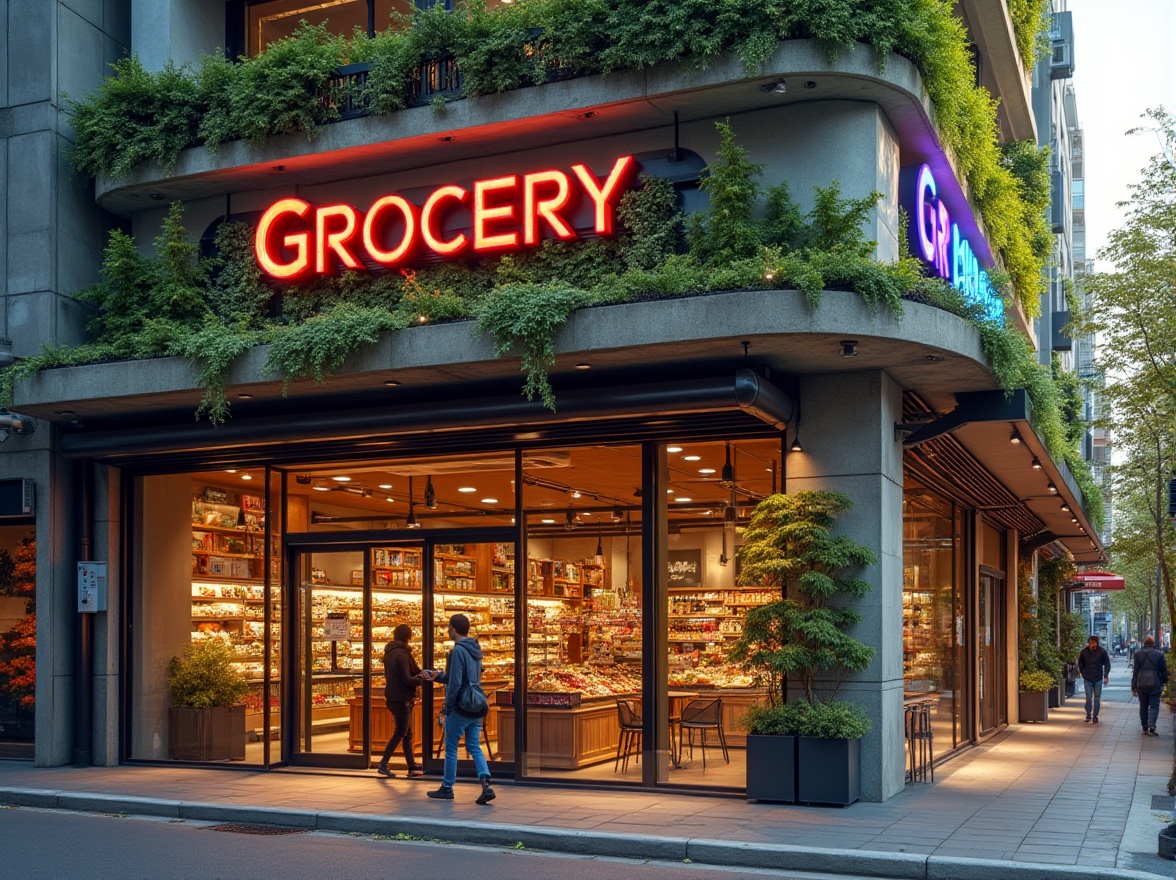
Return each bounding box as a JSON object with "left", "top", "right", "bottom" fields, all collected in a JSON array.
[
  {"left": 1018, "top": 691, "right": 1049, "bottom": 723},
  {"left": 745, "top": 734, "right": 796, "bottom": 803},
  {"left": 169, "top": 705, "right": 246, "bottom": 761},
  {"left": 1047, "top": 687, "right": 1060, "bottom": 708},
  {"left": 1159, "top": 826, "right": 1176, "bottom": 860},
  {"left": 796, "top": 736, "right": 861, "bottom": 806},
  {"left": 1064, "top": 679, "right": 1075, "bottom": 697}
]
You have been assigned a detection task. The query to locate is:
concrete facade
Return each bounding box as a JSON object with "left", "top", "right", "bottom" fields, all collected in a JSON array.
[{"left": 0, "top": 2, "right": 1095, "bottom": 805}]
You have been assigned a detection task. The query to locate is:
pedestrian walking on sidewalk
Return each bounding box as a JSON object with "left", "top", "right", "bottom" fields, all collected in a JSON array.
[
  {"left": 1077, "top": 635, "right": 1111, "bottom": 723},
  {"left": 376, "top": 624, "right": 426, "bottom": 779},
  {"left": 426, "top": 613, "right": 495, "bottom": 804},
  {"left": 1132, "top": 635, "right": 1169, "bottom": 736}
]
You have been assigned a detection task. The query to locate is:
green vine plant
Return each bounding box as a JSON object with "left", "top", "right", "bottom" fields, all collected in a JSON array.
[{"left": 66, "top": 0, "right": 1048, "bottom": 312}]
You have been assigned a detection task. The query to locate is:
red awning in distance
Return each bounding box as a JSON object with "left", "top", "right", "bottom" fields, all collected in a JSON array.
[{"left": 1070, "top": 571, "right": 1125, "bottom": 591}]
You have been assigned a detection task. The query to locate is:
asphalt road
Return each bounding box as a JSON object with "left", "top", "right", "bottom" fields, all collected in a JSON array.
[{"left": 0, "top": 807, "right": 861, "bottom": 880}]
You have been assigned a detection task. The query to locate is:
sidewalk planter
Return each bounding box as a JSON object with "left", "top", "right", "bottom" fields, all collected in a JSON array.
[
  {"left": 1064, "top": 679, "right": 1076, "bottom": 698},
  {"left": 1018, "top": 691, "right": 1049, "bottom": 723},
  {"left": 796, "top": 736, "right": 861, "bottom": 806},
  {"left": 745, "top": 734, "right": 797, "bottom": 802},
  {"left": 1159, "top": 825, "right": 1176, "bottom": 860},
  {"left": 168, "top": 705, "right": 246, "bottom": 761},
  {"left": 1047, "top": 686, "right": 1061, "bottom": 708}
]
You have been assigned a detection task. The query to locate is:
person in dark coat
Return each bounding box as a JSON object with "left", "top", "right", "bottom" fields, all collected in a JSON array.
[
  {"left": 1076, "top": 635, "right": 1111, "bottom": 723},
  {"left": 377, "top": 624, "right": 425, "bottom": 777},
  {"left": 1132, "top": 635, "right": 1169, "bottom": 736}
]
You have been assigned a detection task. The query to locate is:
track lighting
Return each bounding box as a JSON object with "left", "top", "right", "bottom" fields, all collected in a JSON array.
[
  {"left": 1031, "top": 457, "right": 1042, "bottom": 470},
  {"left": 424, "top": 476, "right": 437, "bottom": 509},
  {"left": 1010, "top": 431, "right": 1022, "bottom": 445},
  {"left": 720, "top": 443, "right": 734, "bottom": 487},
  {"left": 611, "top": 506, "right": 624, "bottom": 522},
  {"left": 565, "top": 509, "right": 576, "bottom": 531}
]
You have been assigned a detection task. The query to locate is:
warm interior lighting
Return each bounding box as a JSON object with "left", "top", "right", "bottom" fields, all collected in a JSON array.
[
  {"left": 1047, "top": 482, "right": 1057, "bottom": 493},
  {"left": 1031, "top": 457, "right": 1042, "bottom": 470},
  {"left": 1010, "top": 431, "right": 1022, "bottom": 444}
]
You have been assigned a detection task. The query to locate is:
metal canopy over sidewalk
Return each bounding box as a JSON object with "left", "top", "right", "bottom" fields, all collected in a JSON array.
[{"left": 0, "top": 670, "right": 1168, "bottom": 880}]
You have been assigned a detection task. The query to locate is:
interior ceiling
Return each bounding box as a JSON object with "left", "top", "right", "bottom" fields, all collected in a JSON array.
[{"left": 193, "top": 438, "right": 784, "bottom": 531}]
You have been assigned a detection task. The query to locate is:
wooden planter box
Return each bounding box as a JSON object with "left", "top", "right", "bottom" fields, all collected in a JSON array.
[
  {"left": 169, "top": 705, "right": 246, "bottom": 761},
  {"left": 745, "top": 734, "right": 797, "bottom": 803},
  {"left": 796, "top": 736, "right": 861, "bottom": 806},
  {"left": 1018, "top": 691, "right": 1049, "bottom": 723}
]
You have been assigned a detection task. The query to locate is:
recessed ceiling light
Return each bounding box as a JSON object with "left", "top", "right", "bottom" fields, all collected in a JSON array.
[
  {"left": 675, "top": 496, "right": 693, "bottom": 503},
  {"left": 699, "top": 468, "right": 716, "bottom": 475},
  {"left": 237, "top": 393, "right": 253, "bottom": 400},
  {"left": 313, "top": 482, "right": 331, "bottom": 492},
  {"left": 683, "top": 455, "right": 701, "bottom": 462},
  {"left": 332, "top": 476, "right": 351, "bottom": 482},
  {"left": 574, "top": 363, "right": 591, "bottom": 370},
  {"left": 667, "top": 446, "right": 683, "bottom": 453},
  {"left": 667, "top": 489, "right": 674, "bottom": 494},
  {"left": 384, "top": 380, "right": 401, "bottom": 387},
  {"left": 481, "top": 498, "right": 498, "bottom": 504},
  {"left": 241, "top": 474, "right": 253, "bottom": 480},
  {"left": 225, "top": 469, "right": 237, "bottom": 474},
  {"left": 378, "top": 484, "right": 393, "bottom": 490},
  {"left": 541, "top": 518, "right": 556, "bottom": 524},
  {"left": 458, "top": 487, "right": 476, "bottom": 493},
  {"left": 386, "top": 497, "right": 395, "bottom": 503}
]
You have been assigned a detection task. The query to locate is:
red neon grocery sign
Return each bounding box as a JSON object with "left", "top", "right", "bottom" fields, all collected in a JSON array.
[{"left": 254, "top": 156, "right": 636, "bottom": 280}]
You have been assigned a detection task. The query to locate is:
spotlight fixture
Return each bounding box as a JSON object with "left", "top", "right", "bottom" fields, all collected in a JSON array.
[
  {"left": 312, "top": 481, "right": 331, "bottom": 492},
  {"left": 406, "top": 476, "right": 421, "bottom": 528},
  {"left": 611, "top": 506, "right": 624, "bottom": 522},
  {"left": 760, "top": 79, "right": 787, "bottom": 94},
  {"left": 1047, "top": 482, "right": 1057, "bottom": 494},
  {"left": 564, "top": 509, "right": 576, "bottom": 531},
  {"left": 1010, "top": 431, "right": 1022, "bottom": 445},
  {"left": 1060, "top": 502, "right": 1070, "bottom": 512},
  {"left": 720, "top": 443, "right": 734, "bottom": 487},
  {"left": 595, "top": 527, "right": 604, "bottom": 565},
  {"left": 1031, "top": 457, "right": 1042, "bottom": 470},
  {"left": 424, "top": 476, "right": 437, "bottom": 510},
  {"left": 571, "top": 489, "right": 582, "bottom": 499},
  {"left": 840, "top": 340, "right": 858, "bottom": 357},
  {"left": 790, "top": 433, "right": 803, "bottom": 453},
  {"left": 295, "top": 474, "right": 312, "bottom": 485},
  {"left": 1070, "top": 516, "right": 1078, "bottom": 524}
]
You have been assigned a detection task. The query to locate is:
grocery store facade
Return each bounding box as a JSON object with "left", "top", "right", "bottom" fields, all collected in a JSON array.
[{"left": 3, "top": 4, "right": 1102, "bottom": 803}]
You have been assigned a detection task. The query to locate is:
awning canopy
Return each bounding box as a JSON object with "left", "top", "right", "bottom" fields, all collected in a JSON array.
[{"left": 1069, "top": 571, "right": 1125, "bottom": 591}]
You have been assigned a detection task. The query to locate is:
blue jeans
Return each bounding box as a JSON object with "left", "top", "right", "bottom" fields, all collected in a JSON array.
[
  {"left": 1083, "top": 678, "right": 1102, "bottom": 719},
  {"left": 441, "top": 712, "right": 490, "bottom": 789},
  {"left": 1139, "top": 689, "right": 1162, "bottom": 731}
]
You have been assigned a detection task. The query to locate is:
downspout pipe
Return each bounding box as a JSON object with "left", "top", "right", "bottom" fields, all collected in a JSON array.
[{"left": 72, "top": 459, "right": 94, "bottom": 766}]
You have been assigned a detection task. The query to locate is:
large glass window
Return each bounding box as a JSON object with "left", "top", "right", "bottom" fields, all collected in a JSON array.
[{"left": 902, "top": 485, "right": 963, "bottom": 753}]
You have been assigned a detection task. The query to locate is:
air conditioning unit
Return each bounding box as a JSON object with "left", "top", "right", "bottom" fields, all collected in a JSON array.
[
  {"left": 1050, "top": 170, "right": 1066, "bottom": 233},
  {"left": 0, "top": 478, "right": 34, "bottom": 518},
  {"left": 1050, "top": 11, "right": 1075, "bottom": 80},
  {"left": 1050, "top": 310, "right": 1072, "bottom": 352}
]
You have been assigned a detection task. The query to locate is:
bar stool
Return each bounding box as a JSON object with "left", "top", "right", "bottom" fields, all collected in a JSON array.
[
  {"left": 615, "top": 699, "right": 643, "bottom": 773},
  {"left": 907, "top": 700, "right": 934, "bottom": 783},
  {"left": 679, "top": 698, "right": 729, "bottom": 769}
]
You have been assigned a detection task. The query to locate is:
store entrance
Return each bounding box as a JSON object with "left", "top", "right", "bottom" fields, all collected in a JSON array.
[{"left": 287, "top": 540, "right": 516, "bottom": 773}]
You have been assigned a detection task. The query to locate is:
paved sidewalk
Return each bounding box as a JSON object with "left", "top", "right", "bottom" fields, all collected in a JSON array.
[{"left": 1, "top": 678, "right": 1171, "bottom": 880}]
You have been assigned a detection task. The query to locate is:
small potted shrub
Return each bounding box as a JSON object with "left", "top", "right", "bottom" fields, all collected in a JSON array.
[
  {"left": 729, "top": 491, "right": 876, "bottom": 806},
  {"left": 1159, "top": 819, "right": 1176, "bottom": 860},
  {"left": 1017, "top": 669, "right": 1055, "bottom": 723},
  {"left": 167, "top": 638, "right": 249, "bottom": 761}
]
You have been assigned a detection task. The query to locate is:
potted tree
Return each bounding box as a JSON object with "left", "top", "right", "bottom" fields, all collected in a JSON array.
[
  {"left": 167, "top": 638, "right": 249, "bottom": 761},
  {"left": 1018, "top": 669, "right": 1054, "bottom": 723},
  {"left": 728, "top": 492, "right": 876, "bottom": 806}
]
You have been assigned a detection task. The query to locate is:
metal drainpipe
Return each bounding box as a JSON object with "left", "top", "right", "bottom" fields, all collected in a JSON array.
[{"left": 73, "top": 459, "right": 94, "bottom": 766}]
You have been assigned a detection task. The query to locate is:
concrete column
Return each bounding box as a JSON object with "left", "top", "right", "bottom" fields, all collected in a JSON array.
[
  {"left": 785, "top": 370, "right": 905, "bottom": 802},
  {"left": 92, "top": 464, "right": 121, "bottom": 765}
]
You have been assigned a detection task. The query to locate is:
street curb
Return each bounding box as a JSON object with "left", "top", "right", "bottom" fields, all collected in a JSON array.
[{"left": 0, "top": 787, "right": 1167, "bottom": 880}]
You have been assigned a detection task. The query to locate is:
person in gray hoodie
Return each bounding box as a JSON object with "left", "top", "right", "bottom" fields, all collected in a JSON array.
[{"left": 426, "top": 613, "right": 494, "bottom": 804}]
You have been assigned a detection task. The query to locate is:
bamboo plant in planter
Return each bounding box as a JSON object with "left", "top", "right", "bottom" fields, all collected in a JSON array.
[
  {"left": 728, "top": 491, "right": 876, "bottom": 806},
  {"left": 167, "top": 638, "right": 250, "bottom": 761}
]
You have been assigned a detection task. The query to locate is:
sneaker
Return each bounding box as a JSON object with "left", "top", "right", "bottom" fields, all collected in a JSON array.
[
  {"left": 426, "top": 786, "right": 454, "bottom": 800},
  {"left": 1092, "top": 717, "right": 1098, "bottom": 724},
  {"left": 1084, "top": 716, "right": 1091, "bottom": 723},
  {"left": 376, "top": 765, "right": 394, "bottom": 778},
  {"left": 1149, "top": 727, "right": 1158, "bottom": 736},
  {"left": 406, "top": 769, "right": 425, "bottom": 778},
  {"left": 476, "top": 778, "right": 496, "bottom": 805},
  {"left": 1143, "top": 728, "right": 1150, "bottom": 735}
]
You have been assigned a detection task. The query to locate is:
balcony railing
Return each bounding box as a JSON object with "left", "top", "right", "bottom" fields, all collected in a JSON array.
[{"left": 318, "top": 31, "right": 577, "bottom": 122}]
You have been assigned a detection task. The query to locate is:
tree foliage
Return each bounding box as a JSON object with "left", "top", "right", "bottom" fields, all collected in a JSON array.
[
  {"left": 0, "top": 536, "right": 36, "bottom": 716},
  {"left": 1081, "top": 107, "right": 1176, "bottom": 644},
  {"left": 728, "top": 492, "right": 876, "bottom": 721}
]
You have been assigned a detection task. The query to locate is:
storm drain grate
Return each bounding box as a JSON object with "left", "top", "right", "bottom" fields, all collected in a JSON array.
[
  {"left": 207, "top": 823, "right": 309, "bottom": 836},
  {"left": 1152, "top": 795, "right": 1174, "bottom": 810}
]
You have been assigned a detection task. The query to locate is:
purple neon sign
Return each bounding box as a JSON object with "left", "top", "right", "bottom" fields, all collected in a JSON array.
[{"left": 912, "top": 164, "right": 1003, "bottom": 323}]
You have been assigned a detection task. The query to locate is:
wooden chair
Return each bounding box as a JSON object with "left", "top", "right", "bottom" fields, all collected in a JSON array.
[
  {"left": 678, "top": 698, "right": 729, "bottom": 769},
  {"left": 614, "top": 699, "right": 642, "bottom": 773}
]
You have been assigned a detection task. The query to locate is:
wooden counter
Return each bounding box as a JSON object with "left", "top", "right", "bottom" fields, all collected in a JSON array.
[
  {"left": 497, "top": 698, "right": 620, "bottom": 768},
  {"left": 348, "top": 699, "right": 424, "bottom": 754}
]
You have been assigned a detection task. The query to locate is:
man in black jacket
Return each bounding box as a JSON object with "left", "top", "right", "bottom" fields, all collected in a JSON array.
[
  {"left": 1133, "top": 635, "right": 1169, "bottom": 736},
  {"left": 1077, "top": 635, "right": 1111, "bottom": 724},
  {"left": 377, "top": 624, "right": 426, "bottom": 778}
]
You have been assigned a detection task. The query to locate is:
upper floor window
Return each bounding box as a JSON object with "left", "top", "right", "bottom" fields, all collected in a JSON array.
[{"left": 247, "top": 0, "right": 418, "bottom": 57}]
